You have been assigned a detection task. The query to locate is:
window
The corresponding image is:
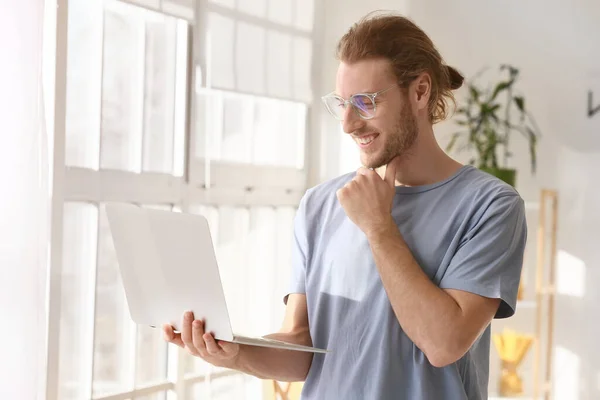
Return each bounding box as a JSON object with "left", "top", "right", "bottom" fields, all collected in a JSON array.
[
  {"left": 190, "top": 0, "right": 314, "bottom": 193},
  {"left": 47, "top": 0, "right": 317, "bottom": 399}
]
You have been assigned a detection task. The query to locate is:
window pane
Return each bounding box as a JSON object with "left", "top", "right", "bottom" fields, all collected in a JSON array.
[
  {"left": 236, "top": 0, "right": 266, "bottom": 18},
  {"left": 294, "top": 0, "right": 315, "bottom": 31},
  {"left": 209, "top": 0, "right": 234, "bottom": 8},
  {"left": 187, "top": 375, "right": 253, "bottom": 399},
  {"left": 135, "top": 325, "right": 169, "bottom": 387},
  {"left": 195, "top": 90, "right": 305, "bottom": 167},
  {"left": 236, "top": 22, "right": 265, "bottom": 94},
  {"left": 162, "top": 0, "right": 194, "bottom": 20},
  {"left": 142, "top": 19, "right": 178, "bottom": 174},
  {"left": 193, "top": 90, "right": 215, "bottom": 159},
  {"left": 93, "top": 204, "right": 137, "bottom": 396},
  {"left": 67, "top": 0, "right": 189, "bottom": 173},
  {"left": 266, "top": 30, "right": 292, "bottom": 98},
  {"left": 253, "top": 98, "right": 306, "bottom": 168},
  {"left": 173, "top": 20, "right": 189, "bottom": 177},
  {"left": 292, "top": 37, "right": 312, "bottom": 102},
  {"left": 215, "top": 207, "right": 250, "bottom": 336},
  {"left": 135, "top": 391, "right": 168, "bottom": 400},
  {"left": 208, "top": 13, "right": 235, "bottom": 89},
  {"left": 267, "top": 0, "right": 292, "bottom": 25},
  {"left": 245, "top": 207, "right": 277, "bottom": 335},
  {"left": 141, "top": 16, "right": 189, "bottom": 176},
  {"left": 100, "top": 6, "right": 144, "bottom": 171},
  {"left": 210, "top": 374, "right": 250, "bottom": 399},
  {"left": 252, "top": 98, "right": 279, "bottom": 165},
  {"left": 127, "top": 0, "right": 160, "bottom": 8},
  {"left": 273, "top": 207, "right": 296, "bottom": 328},
  {"left": 58, "top": 203, "right": 99, "bottom": 400},
  {"left": 65, "top": 0, "right": 102, "bottom": 168},
  {"left": 219, "top": 95, "right": 253, "bottom": 163}
]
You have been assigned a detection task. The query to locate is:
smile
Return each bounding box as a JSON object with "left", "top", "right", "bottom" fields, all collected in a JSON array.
[{"left": 355, "top": 133, "right": 379, "bottom": 148}]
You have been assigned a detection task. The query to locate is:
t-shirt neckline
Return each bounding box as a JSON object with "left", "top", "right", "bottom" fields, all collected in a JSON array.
[{"left": 394, "top": 165, "right": 474, "bottom": 194}]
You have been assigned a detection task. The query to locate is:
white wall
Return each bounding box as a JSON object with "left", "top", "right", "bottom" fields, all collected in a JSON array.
[
  {"left": 316, "top": 1, "right": 600, "bottom": 399},
  {"left": 0, "top": 1, "right": 49, "bottom": 399}
]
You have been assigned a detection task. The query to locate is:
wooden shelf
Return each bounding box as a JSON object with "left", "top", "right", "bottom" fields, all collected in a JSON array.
[{"left": 491, "top": 190, "right": 558, "bottom": 400}]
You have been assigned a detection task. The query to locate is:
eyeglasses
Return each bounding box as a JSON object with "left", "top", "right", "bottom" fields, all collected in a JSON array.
[{"left": 321, "top": 84, "right": 397, "bottom": 121}]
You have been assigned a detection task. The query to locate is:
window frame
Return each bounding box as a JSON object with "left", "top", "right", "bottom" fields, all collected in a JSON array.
[{"left": 45, "top": 0, "right": 324, "bottom": 399}]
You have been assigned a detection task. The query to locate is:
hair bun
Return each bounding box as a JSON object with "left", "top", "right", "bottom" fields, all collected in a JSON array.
[{"left": 446, "top": 65, "right": 464, "bottom": 90}]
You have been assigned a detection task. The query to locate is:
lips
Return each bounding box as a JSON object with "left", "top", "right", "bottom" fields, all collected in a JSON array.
[{"left": 354, "top": 133, "right": 379, "bottom": 147}]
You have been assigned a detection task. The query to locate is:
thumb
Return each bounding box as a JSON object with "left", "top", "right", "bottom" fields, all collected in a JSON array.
[{"left": 384, "top": 158, "right": 398, "bottom": 187}]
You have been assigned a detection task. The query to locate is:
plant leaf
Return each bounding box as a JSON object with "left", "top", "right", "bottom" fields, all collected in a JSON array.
[
  {"left": 526, "top": 127, "right": 538, "bottom": 173},
  {"left": 514, "top": 96, "right": 525, "bottom": 112},
  {"left": 491, "top": 81, "right": 512, "bottom": 100},
  {"left": 469, "top": 85, "right": 480, "bottom": 102}
]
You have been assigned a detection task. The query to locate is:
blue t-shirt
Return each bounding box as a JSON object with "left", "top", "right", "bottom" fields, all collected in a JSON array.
[{"left": 285, "top": 165, "right": 527, "bottom": 400}]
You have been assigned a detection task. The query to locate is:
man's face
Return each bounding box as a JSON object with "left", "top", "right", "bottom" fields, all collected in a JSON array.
[{"left": 334, "top": 58, "right": 418, "bottom": 169}]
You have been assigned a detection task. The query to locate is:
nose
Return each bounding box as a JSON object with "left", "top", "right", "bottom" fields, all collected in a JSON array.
[{"left": 341, "top": 105, "right": 365, "bottom": 134}]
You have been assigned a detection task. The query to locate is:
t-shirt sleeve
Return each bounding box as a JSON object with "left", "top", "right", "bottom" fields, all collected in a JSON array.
[
  {"left": 283, "top": 191, "right": 310, "bottom": 304},
  {"left": 438, "top": 194, "right": 527, "bottom": 319}
]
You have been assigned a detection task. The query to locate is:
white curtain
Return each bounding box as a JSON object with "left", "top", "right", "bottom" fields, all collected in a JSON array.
[{"left": 0, "top": 1, "right": 49, "bottom": 399}]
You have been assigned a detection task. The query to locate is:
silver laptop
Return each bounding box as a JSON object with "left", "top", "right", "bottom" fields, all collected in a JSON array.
[{"left": 105, "top": 202, "right": 327, "bottom": 354}]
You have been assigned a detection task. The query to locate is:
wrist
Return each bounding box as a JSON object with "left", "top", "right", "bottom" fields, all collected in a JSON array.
[
  {"left": 366, "top": 217, "right": 399, "bottom": 242},
  {"left": 227, "top": 349, "right": 243, "bottom": 370}
]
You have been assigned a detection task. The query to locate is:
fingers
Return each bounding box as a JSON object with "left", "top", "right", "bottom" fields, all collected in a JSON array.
[
  {"left": 203, "top": 332, "right": 225, "bottom": 356},
  {"left": 218, "top": 340, "right": 237, "bottom": 354},
  {"left": 181, "top": 311, "right": 205, "bottom": 356},
  {"left": 192, "top": 319, "right": 209, "bottom": 355},
  {"left": 356, "top": 167, "right": 377, "bottom": 178},
  {"left": 162, "top": 324, "right": 184, "bottom": 348},
  {"left": 356, "top": 167, "right": 370, "bottom": 176},
  {"left": 162, "top": 312, "right": 229, "bottom": 362},
  {"left": 172, "top": 312, "right": 224, "bottom": 360},
  {"left": 384, "top": 158, "right": 398, "bottom": 187}
]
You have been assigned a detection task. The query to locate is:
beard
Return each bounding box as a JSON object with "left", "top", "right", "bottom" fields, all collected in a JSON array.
[{"left": 360, "top": 103, "right": 419, "bottom": 169}]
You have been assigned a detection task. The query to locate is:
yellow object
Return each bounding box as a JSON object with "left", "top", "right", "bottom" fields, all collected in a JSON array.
[
  {"left": 493, "top": 329, "right": 534, "bottom": 396},
  {"left": 263, "top": 380, "right": 304, "bottom": 400},
  {"left": 517, "top": 280, "right": 524, "bottom": 301}
]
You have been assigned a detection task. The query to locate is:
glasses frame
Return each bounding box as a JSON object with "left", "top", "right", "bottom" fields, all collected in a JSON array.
[{"left": 321, "top": 83, "right": 398, "bottom": 121}]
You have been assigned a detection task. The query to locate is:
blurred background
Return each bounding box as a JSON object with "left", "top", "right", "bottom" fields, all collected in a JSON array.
[{"left": 1, "top": 0, "right": 598, "bottom": 399}]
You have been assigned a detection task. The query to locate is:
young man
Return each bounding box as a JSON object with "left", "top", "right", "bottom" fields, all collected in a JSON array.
[{"left": 163, "top": 13, "right": 527, "bottom": 400}]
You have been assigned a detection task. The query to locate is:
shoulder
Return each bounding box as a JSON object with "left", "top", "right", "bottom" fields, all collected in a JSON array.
[{"left": 456, "top": 167, "right": 526, "bottom": 228}]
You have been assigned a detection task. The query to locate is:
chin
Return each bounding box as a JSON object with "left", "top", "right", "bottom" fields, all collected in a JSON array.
[{"left": 360, "top": 153, "right": 385, "bottom": 169}]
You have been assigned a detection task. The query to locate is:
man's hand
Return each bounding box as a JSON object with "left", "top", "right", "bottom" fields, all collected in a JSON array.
[
  {"left": 337, "top": 157, "right": 398, "bottom": 237},
  {"left": 163, "top": 311, "right": 240, "bottom": 368}
]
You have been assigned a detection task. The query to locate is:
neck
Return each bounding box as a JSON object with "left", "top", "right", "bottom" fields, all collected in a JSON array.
[{"left": 377, "top": 122, "right": 463, "bottom": 187}]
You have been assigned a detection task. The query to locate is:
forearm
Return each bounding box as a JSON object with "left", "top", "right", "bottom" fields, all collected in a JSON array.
[
  {"left": 229, "top": 331, "right": 313, "bottom": 381},
  {"left": 367, "top": 219, "right": 465, "bottom": 366}
]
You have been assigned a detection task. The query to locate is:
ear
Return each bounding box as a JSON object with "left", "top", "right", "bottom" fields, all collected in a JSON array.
[{"left": 410, "top": 72, "right": 431, "bottom": 113}]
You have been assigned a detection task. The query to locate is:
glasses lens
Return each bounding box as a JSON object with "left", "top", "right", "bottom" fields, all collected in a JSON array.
[
  {"left": 352, "top": 95, "right": 375, "bottom": 118},
  {"left": 323, "top": 95, "right": 346, "bottom": 120}
]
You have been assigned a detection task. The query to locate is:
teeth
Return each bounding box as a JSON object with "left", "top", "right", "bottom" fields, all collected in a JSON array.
[{"left": 357, "top": 135, "right": 376, "bottom": 145}]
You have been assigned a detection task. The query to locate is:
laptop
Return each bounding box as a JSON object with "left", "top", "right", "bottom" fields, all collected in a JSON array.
[{"left": 105, "top": 202, "right": 327, "bottom": 354}]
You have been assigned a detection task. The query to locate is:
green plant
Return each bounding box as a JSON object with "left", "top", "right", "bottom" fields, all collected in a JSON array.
[{"left": 446, "top": 64, "right": 540, "bottom": 175}]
